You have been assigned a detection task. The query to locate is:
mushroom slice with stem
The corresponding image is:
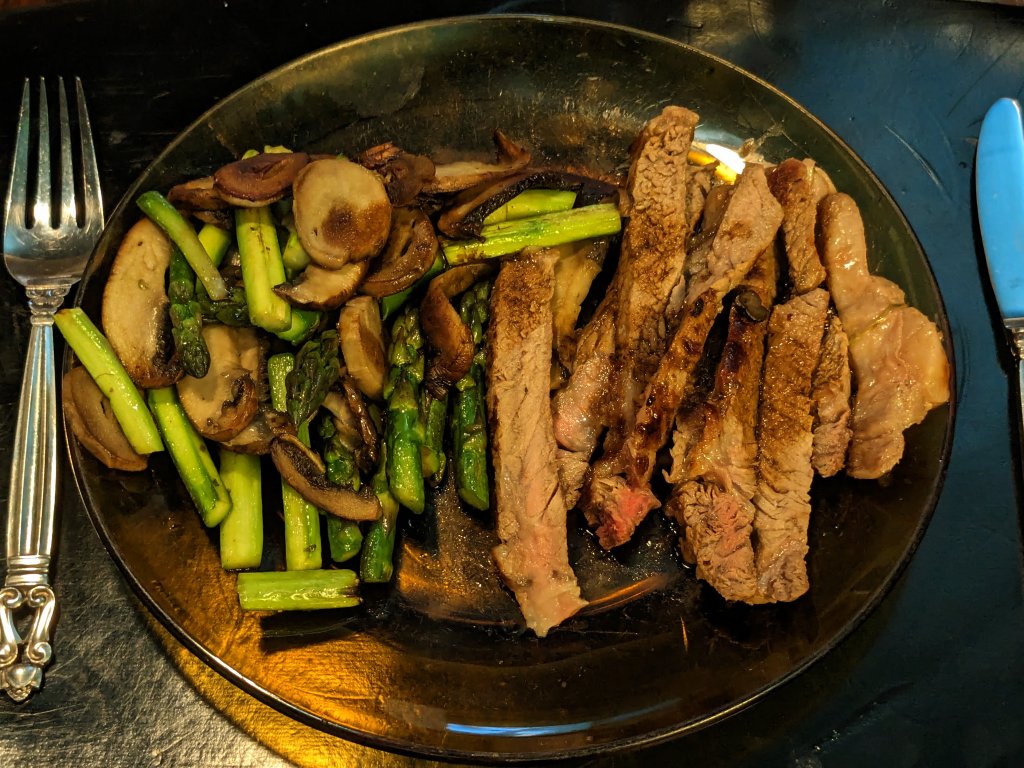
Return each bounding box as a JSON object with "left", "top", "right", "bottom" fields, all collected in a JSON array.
[
  {"left": 213, "top": 151, "right": 310, "bottom": 208},
  {"left": 167, "top": 176, "right": 230, "bottom": 211},
  {"left": 420, "top": 262, "right": 494, "bottom": 395},
  {"left": 270, "top": 434, "right": 381, "bottom": 521},
  {"left": 176, "top": 325, "right": 264, "bottom": 441},
  {"left": 421, "top": 130, "right": 532, "bottom": 195},
  {"left": 220, "top": 406, "right": 296, "bottom": 455},
  {"left": 358, "top": 142, "right": 436, "bottom": 206},
  {"left": 62, "top": 366, "right": 149, "bottom": 472},
  {"left": 102, "top": 218, "right": 182, "bottom": 388},
  {"left": 292, "top": 157, "right": 392, "bottom": 269},
  {"left": 359, "top": 208, "right": 438, "bottom": 299},
  {"left": 274, "top": 260, "right": 369, "bottom": 311}
]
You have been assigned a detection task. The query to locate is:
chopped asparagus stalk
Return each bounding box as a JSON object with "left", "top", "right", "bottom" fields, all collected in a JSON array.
[
  {"left": 218, "top": 449, "right": 263, "bottom": 570},
  {"left": 326, "top": 518, "right": 363, "bottom": 564},
  {"left": 147, "top": 386, "right": 232, "bottom": 527},
  {"left": 167, "top": 247, "right": 210, "bottom": 378},
  {"left": 275, "top": 307, "right": 322, "bottom": 345},
  {"left": 53, "top": 308, "right": 163, "bottom": 455},
  {"left": 482, "top": 189, "right": 577, "bottom": 224},
  {"left": 360, "top": 442, "right": 400, "bottom": 583},
  {"left": 269, "top": 353, "right": 323, "bottom": 571},
  {"left": 281, "top": 227, "right": 311, "bottom": 275},
  {"left": 384, "top": 307, "right": 426, "bottom": 514},
  {"left": 420, "top": 392, "right": 447, "bottom": 481},
  {"left": 453, "top": 280, "right": 491, "bottom": 511},
  {"left": 197, "top": 223, "right": 232, "bottom": 268},
  {"left": 442, "top": 203, "right": 621, "bottom": 265},
  {"left": 237, "top": 569, "right": 360, "bottom": 611},
  {"left": 286, "top": 331, "right": 341, "bottom": 427},
  {"left": 136, "top": 190, "right": 229, "bottom": 300},
  {"left": 236, "top": 206, "right": 292, "bottom": 332}
]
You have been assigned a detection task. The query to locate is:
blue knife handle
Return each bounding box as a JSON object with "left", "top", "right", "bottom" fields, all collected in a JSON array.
[{"left": 978, "top": 98, "right": 1024, "bottom": 321}]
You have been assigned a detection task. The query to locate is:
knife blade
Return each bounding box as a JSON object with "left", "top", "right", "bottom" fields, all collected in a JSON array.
[{"left": 978, "top": 97, "right": 1024, "bottom": 325}]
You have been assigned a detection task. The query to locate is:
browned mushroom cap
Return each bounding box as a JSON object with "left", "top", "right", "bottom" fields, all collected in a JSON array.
[
  {"left": 213, "top": 152, "right": 310, "bottom": 207},
  {"left": 220, "top": 406, "right": 296, "bottom": 455},
  {"left": 102, "top": 218, "right": 182, "bottom": 389},
  {"left": 62, "top": 367, "right": 148, "bottom": 472},
  {"left": 337, "top": 296, "right": 387, "bottom": 401},
  {"left": 167, "top": 176, "right": 231, "bottom": 211},
  {"left": 273, "top": 260, "right": 369, "bottom": 311},
  {"left": 270, "top": 434, "right": 381, "bottom": 521},
  {"left": 321, "top": 384, "right": 379, "bottom": 474},
  {"left": 176, "top": 325, "right": 263, "bottom": 441},
  {"left": 359, "top": 208, "right": 438, "bottom": 299},
  {"left": 359, "top": 142, "right": 436, "bottom": 206},
  {"left": 421, "top": 130, "right": 531, "bottom": 195},
  {"left": 437, "top": 169, "right": 619, "bottom": 239},
  {"left": 292, "top": 157, "right": 392, "bottom": 269},
  {"left": 420, "top": 263, "right": 494, "bottom": 395}
]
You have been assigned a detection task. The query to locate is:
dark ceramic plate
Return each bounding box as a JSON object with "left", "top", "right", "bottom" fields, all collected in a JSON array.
[{"left": 67, "top": 15, "right": 955, "bottom": 762}]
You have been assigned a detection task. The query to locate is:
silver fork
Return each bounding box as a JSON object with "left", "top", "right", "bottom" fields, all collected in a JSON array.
[{"left": 0, "top": 77, "right": 103, "bottom": 702}]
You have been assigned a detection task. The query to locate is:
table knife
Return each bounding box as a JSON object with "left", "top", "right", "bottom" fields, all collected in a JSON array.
[{"left": 977, "top": 98, "right": 1024, "bottom": 475}]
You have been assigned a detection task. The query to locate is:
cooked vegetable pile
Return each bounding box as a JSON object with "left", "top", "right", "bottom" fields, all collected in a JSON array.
[{"left": 58, "top": 134, "right": 623, "bottom": 611}]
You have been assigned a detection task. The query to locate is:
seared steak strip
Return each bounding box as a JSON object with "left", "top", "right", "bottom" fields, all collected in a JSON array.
[
  {"left": 766, "top": 158, "right": 829, "bottom": 294},
  {"left": 810, "top": 312, "right": 852, "bottom": 477},
  {"left": 586, "top": 165, "right": 784, "bottom": 549},
  {"left": 752, "top": 288, "right": 830, "bottom": 603},
  {"left": 664, "top": 244, "right": 778, "bottom": 602},
  {"left": 818, "top": 193, "right": 950, "bottom": 478},
  {"left": 488, "top": 249, "right": 586, "bottom": 637},
  {"left": 609, "top": 106, "right": 699, "bottom": 437}
]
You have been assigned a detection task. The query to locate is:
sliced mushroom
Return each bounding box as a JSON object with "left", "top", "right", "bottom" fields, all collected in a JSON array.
[
  {"left": 62, "top": 366, "right": 148, "bottom": 471},
  {"left": 420, "top": 263, "right": 494, "bottom": 395},
  {"left": 213, "top": 151, "right": 310, "bottom": 207},
  {"left": 551, "top": 239, "right": 609, "bottom": 373},
  {"left": 437, "top": 169, "right": 618, "bottom": 239},
  {"left": 338, "top": 296, "right": 387, "bottom": 401},
  {"left": 322, "top": 383, "right": 379, "bottom": 473},
  {"left": 421, "top": 130, "right": 531, "bottom": 195},
  {"left": 359, "top": 208, "right": 438, "bottom": 298},
  {"left": 102, "top": 218, "right": 182, "bottom": 388},
  {"left": 176, "top": 325, "right": 263, "bottom": 441},
  {"left": 167, "top": 175, "right": 230, "bottom": 211},
  {"left": 271, "top": 434, "right": 381, "bottom": 521},
  {"left": 292, "top": 157, "right": 392, "bottom": 269},
  {"left": 273, "top": 260, "right": 369, "bottom": 311},
  {"left": 220, "top": 406, "right": 296, "bottom": 455},
  {"left": 359, "top": 142, "right": 436, "bottom": 206}
]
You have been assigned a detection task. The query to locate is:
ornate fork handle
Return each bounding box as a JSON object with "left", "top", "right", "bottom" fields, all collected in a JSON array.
[{"left": 1, "top": 286, "right": 69, "bottom": 702}]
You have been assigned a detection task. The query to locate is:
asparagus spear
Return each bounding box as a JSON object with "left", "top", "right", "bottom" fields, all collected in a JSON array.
[
  {"left": 218, "top": 449, "right": 263, "bottom": 570},
  {"left": 275, "top": 307, "right": 322, "bottom": 345},
  {"left": 317, "top": 413, "right": 363, "bottom": 563},
  {"left": 237, "top": 569, "right": 360, "bottom": 611},
  {"left": 482, "top": 189, "right": 577, "bottom": 224},
  {"left": 281, "top": 227, "right": 311, "bottom": 275},
  {"left": 136, "top": 190, "right": 229, "bottom": 301},
  {"left": 359, "top": 442, "right": 400, "bottom": 583},
  {"left": 453, "top": 280, "right": 491, "bottom": 511},
  {"left": 147, "top": 386, "right": 232, "bottom": 527},
  {"left": 384, "top": 307, "right": 426, "bottom": 514},
  {"left": 53, "top": 308, "right": 163, "bottom": 455},
  {"left": 420, "top": 392, "right": 447, "bottom": 481},
  {"left": 442, "top": 203, "right": 621, "bottom": 265},
  {"left": 236, "top": 205, "right": 292, "bottom": 332},
  {"left": 269, "top": 353, "right": 323, "bottom": 571},
  {"left": 286, "top": 330, "right": 341, "bottom": 427},
  {"left": 197, "top": 223, "right": 232, "bottom": 267},
  {"left": 167, "top": 247, "right": 210, "bottom": 378}
]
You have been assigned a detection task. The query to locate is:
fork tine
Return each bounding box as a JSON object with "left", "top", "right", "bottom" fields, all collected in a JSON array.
[
  {"left": 56, "top": 78, "right": 76, "bottom": 227},
  {"left": 74, "top": 78, "right": 103, "bottom": 234},
  {"left": 33, "top": 78, "right": 51, "bottom": 229},
  {"left": 3, "top": 79, "right": 31, "bottom": 236}
]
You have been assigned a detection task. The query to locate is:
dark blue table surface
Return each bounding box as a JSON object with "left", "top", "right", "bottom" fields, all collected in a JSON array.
[{"left": 0, "top": 1, "right": 1021, "bottom": 765}]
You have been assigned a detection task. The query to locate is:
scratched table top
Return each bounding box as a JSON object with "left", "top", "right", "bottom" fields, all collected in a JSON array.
[{"left": 1, "top": 1, "right": 1022, "bottom": 766}]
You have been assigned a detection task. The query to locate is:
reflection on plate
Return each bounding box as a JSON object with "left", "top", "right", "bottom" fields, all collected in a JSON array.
[{"left": 67, "top": 15, "right": 954, "bottom": 762}]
